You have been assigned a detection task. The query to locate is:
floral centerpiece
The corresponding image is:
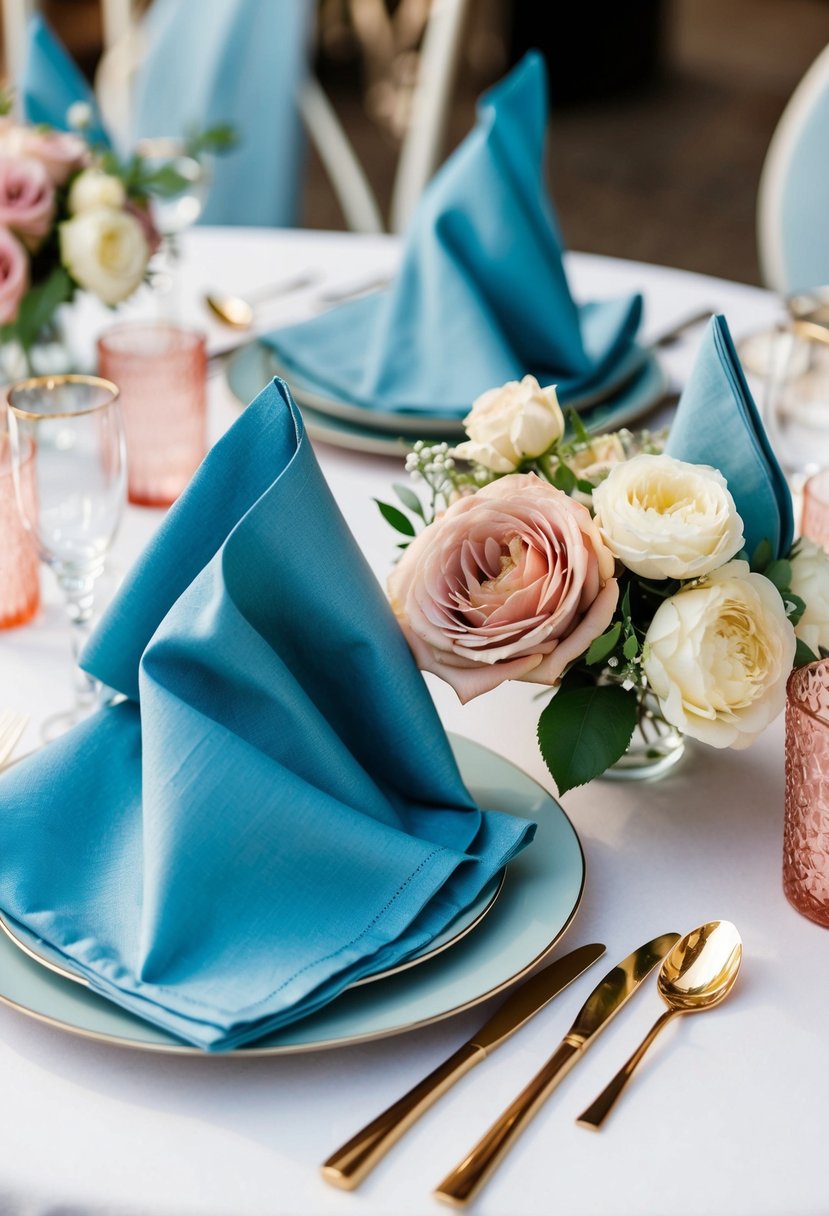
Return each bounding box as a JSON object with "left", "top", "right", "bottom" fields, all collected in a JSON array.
[
  {"left": 0, "top": 90, "right": 233, "bottom": 374},
  {"left": 377, "top": 375, "right": 829, "bottom": 793}
]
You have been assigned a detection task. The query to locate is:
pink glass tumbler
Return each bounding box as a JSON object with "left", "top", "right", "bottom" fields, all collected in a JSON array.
[
  {"left": 784, "top": 660, "right": 829, "bottom": 927},
  {"left": 0, "top": 420, "right": 39, "bottom": 628},
  {"left": 97, "top": 322, "right": 207, "bottom": 507}
]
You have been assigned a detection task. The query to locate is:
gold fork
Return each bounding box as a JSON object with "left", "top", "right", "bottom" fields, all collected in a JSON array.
[{"left": 0, "top": 711, "right": 28, "bottom": 771}]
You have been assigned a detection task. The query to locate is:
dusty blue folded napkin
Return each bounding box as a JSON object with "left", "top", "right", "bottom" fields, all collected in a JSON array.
[
  {"left": 265, "top": 51, "right": 642, "bottom": 416},
  {"left": 0, "top": 380, "right": 534, "bottom": 1051},
  {"left": 667, "top": 314, "right": 794, "bottom": 559},
  {"left": 21, "top": 14, "right": 111, "bottom": 147}
]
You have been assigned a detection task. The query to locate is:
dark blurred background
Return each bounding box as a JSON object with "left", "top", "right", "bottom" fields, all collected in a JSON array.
[{"left": 27, "top": 0, "right": 829, "bottom": 285}]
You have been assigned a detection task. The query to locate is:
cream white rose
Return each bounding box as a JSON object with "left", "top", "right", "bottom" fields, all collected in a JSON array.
[
  {"left": 452, "top": 375, "right": 565, "bottom": 473},
  {"left": 789, "top": 539, "right": 829, "bottom": 654},
  {"left": 68, "top": 169, "right": 126, "bottom": 214},
  {"left": 60, "top": 207, "right": 148, "bottom": 306},
  {"left": 643, "top": 560, "right": 796, "bottom": 749},
  {"left": 592, "top": 453, "right": 744, "bottom": 580}
]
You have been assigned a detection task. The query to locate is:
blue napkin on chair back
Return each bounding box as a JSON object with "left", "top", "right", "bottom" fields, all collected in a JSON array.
[
  {"left": 130, "top": 0, "right": 311, "bottom": 227},
  {"left": 667, "top": 315, "right": 794, "bottom": 559},
  {"left": 21, "top": 14, "right": 111, "bottom": 147},
  {"left": 0, "top": 381, "right": 533, "bottom": 1050},
  {"left": 265, "top": 51, "right": 642, "bottom": 415}
]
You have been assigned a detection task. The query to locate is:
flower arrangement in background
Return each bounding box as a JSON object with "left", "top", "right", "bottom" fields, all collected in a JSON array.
[
  {"left": 0, "top": 90, "right": 234, "bottom": 371},
  {"left": 377, "top": 375, "right": 829, "bottom": 793}
]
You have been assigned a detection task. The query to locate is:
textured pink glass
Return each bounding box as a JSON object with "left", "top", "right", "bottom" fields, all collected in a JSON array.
[
  {"left": 97, "top": 322, "right": 207, "bottom": 507},
  {"left": 0, "top": 429, "right": 39, "bottom": 628},
  {"left": 802, "top": 469, "right": 829, "bottom": 552},
  {"left": 784, "top": 660, "right": 829, "bottom": 927}
]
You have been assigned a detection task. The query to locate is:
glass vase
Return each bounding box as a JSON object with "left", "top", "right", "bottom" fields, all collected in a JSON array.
[{"left": 601, "top": 686, "right": 686, "bottom": 782}]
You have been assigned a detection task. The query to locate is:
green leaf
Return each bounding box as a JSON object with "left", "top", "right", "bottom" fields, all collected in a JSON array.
[
  {"left": 764, "top": 559, "right": 792, "bottom": 592},
  {"left": 585, "top": 622, "right": 622, "bottom": 665},
  {"left": 783, "top": 592, "right": 806, "bottom": 625},
  {"left": 15, "top": 267, "right": 73, "bottom": 352},
  {"left": 620, "top": 583, "right": 632, "bottom": 623},
  {"left": 392, "top": 482, "right": 425, "bottom": 518},
  {"left": 374, "top": 499, "right": 416, "bottom": 537},
  {"left": 795, "top": 638, "right": 819, "bottom": 668},
  {"left": 537, "top": 681, "right": 638, "bottom": 795},
  {"left": 566, "top": 407, "right": 591, "bottom": 445},
  {"left": 576, "top": 478, "right": 595, "bottom": 494},
  {"left": 551, "top": 462, "right": 577, "bottom": 494},
  {"left": 751, "top": 537, "right": 773, "bottom": 572},
  {"left": 623, "top": 634, "right": 639, "bottom": 660}
]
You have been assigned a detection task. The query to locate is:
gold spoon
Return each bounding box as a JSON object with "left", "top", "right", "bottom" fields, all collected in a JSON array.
[
  {"left": 205, "top": 272, "right": 392, "bottom": 329},
  {"left": 204, "top": 270, "right": 323, "bottom": 328},
  {"left": 576, "top": 920, "right": 743, "bottom": 1129}
]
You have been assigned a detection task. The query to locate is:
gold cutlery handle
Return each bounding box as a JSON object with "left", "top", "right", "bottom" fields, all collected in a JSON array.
[
  {"left": 434, "top": 1040, "right": 580, "bottom": 1208},
  {"left": 322, "top": 1041, "right": 485, "bottom": 1190},
  {"left": 577, "top": 1008, "right": 680, "bottom": 1130}
]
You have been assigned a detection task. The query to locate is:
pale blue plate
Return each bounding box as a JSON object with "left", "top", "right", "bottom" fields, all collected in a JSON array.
[
  {"left": 0, "top": 736, "right": 584, "bottom": 1055},
  {"left": 226, "top": 343, "right": 668, "bottom": 456}
]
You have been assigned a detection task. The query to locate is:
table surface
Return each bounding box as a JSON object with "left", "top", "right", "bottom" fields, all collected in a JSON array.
[{"left": 0, "top": 227, "right": 816, "bottom": 1216}]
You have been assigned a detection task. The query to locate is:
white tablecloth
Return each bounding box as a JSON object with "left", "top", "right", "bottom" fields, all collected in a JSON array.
[{"left": 0, "top": 229, "right": 817, "bottom": 1216}]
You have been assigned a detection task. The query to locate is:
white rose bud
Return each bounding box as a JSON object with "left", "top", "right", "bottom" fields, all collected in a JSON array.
[
  {"left": 68, "top": 168, "right": 126, "bottom": 215},
  {"left": 451, "top": 375, "right": 565, "bottom": 473},
  {"left": 789, "top": 538, "right": 829, "bottom": 654},
  {"left": 60, "top": 207, "right": 149, "bottom": 306},
  {"left": 592, "top": 453, "right": 745, "bottom": 580},
  {"left": 643, "top": 560, "right": 796, "bottom": 749}
]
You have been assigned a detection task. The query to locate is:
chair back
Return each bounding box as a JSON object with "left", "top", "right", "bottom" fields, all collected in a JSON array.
[
  {"left": 4, "top": 0, "right": 471, "bottom": 233},
  {"left": 758, "top": 41, "right": 829, "bottom": 293}
]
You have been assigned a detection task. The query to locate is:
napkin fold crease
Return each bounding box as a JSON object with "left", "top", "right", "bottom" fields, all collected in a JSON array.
[
  {"left": 265, "top": 52, "right": 643, "bottom": 416},
  {"left": 667, "top": 314, "right": 794, "bottom": 559},
  {"left": 0, "top": 381, "right": 534, "bottom": 1050}
]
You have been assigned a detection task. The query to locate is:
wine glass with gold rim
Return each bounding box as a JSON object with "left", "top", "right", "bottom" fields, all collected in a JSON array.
[{"left": 7, "top": 374, "right": 126, "bottom": 739}]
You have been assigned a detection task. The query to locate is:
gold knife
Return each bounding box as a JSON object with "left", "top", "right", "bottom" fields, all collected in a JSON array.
[
  {"left": 320, "top": 941, "right": 606, "bottom": 1190},
  {"left": 434, "top": 932, "right": 680, "bottom": 1208}
]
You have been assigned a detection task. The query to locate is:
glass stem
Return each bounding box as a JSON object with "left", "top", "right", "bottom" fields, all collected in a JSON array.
[{"left": 59, "top": 571, "right": 100, "bottom": 715}]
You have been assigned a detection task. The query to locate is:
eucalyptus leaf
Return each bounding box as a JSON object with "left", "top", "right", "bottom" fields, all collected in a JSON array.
[
  {"left": 374, "top": 499, "right": 416, "bottom": 537},
  {"left": 392, "top": 482, "right": 425, "bottom": 518},
  {"left": 537, "top": 682, "right": 638, "bottom": 794},
  {"left": 623, "top": 634, "right": 639, "bottom": 660}
]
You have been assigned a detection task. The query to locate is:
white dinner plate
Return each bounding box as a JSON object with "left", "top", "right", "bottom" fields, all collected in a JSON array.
[
  {"left": 0, "top": 736, "right": 584, "bottom": 1056},
  {"left": 226, "top": 345, "right": 668, "bottom": 458}
]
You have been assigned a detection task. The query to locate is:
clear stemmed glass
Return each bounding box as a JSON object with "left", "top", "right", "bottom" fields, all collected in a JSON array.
[
  {"left": 6, "top": 375, "right": 126, "bottom": 738},
  {"left": 136, "top": 136, "right": 212, "bottom": 313}
]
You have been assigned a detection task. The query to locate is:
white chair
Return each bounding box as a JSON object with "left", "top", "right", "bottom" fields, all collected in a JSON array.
[
  {"left": 757, "top": 40, "right": 829, "bottom": 293},
  {"left": 1, "top": 0, "right": 471, "bottom": 234}
]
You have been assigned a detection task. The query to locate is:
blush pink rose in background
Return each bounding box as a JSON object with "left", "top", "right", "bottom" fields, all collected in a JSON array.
[
  {"left": 0, "top": 156, "right": 56, "bottom": 250},
  {"left": 21, "top": 129, "right": 89, "bottom": 185},
  {"left": 0, "top": 226, "right": 29, "bottom": 323},
  {"left": 388, "top": 473, "right": 619, "bottom": 702}
]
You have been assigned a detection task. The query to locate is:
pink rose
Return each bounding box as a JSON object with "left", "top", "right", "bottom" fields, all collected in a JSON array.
[
  {"left": 0, "top": 226, "right": 29, "bottom": 323},
  {"left": 20, "top": 129, "right": 89, "bottom": 185},
  {"left": 388, "top": 473, "right": 620, "bottom": 703},
  {"left": 0, "top": 157, "right": 56, "bottom": 251}
]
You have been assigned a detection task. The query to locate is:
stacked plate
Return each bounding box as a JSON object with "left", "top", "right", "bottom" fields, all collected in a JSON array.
[
  {"left": 225, "top": 339, "right": 669, "bottom": 457},
  {"left": 0, "top": 738, "right": 584, "bottom": 1056}
]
